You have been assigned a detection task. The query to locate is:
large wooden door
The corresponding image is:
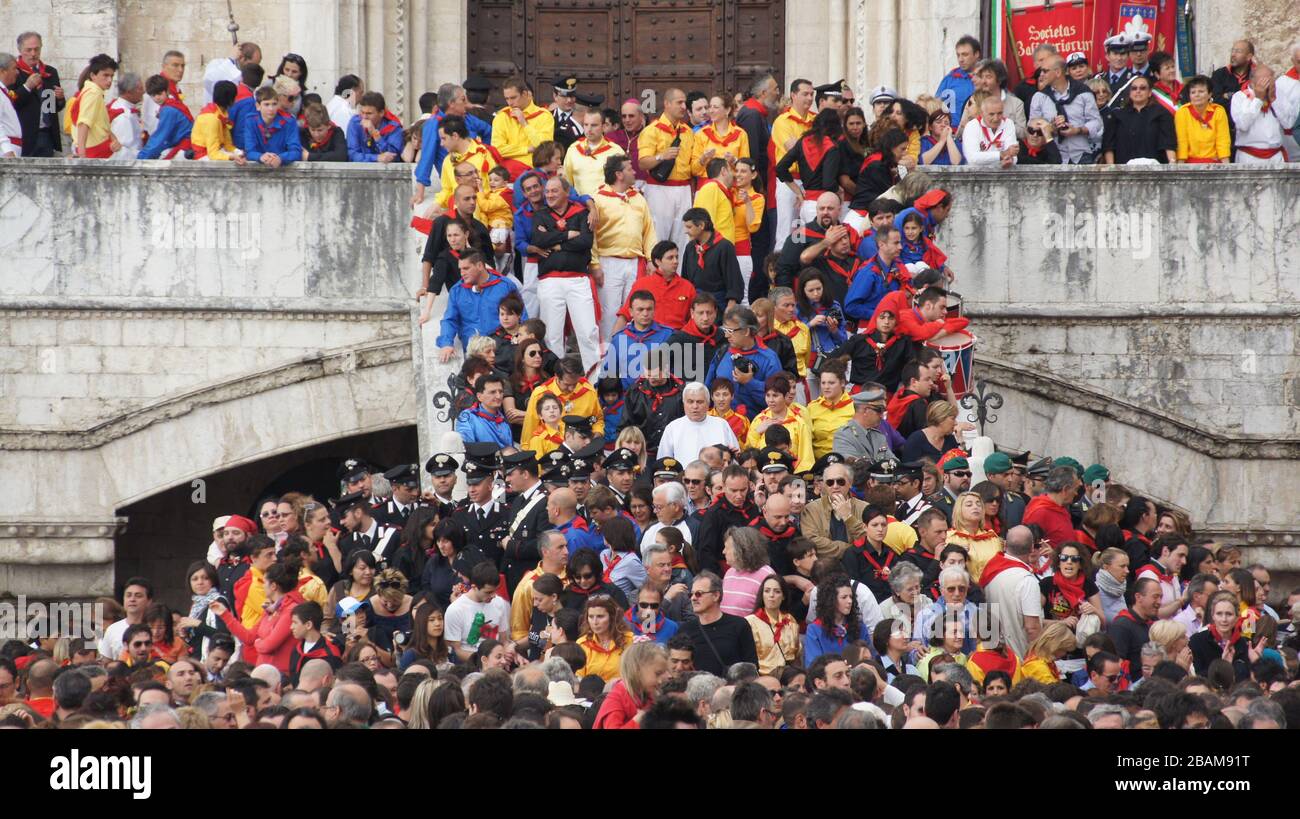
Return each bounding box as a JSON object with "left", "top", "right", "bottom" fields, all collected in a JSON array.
[{"left": 467, "top": 0, "right": 784, "bottom": 112}]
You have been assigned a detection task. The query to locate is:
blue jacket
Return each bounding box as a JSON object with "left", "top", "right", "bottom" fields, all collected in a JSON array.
[
  {"left": 513, "top": 198, "right": 540, "bottom": 259},
  {"left": 437, "top": 273, "right": 523, "bottom": 349},
  {"left": 346, "top": 112, "right": 405, "bottom": 162},
  {"left": 894, "top": 207, "right": 937, "bottom": 238},
  {"left": 844, "top": 255, "right": 903, "bottom": 322},
  {"left": 797, "top": 302, "right": 848, "bottom": 356},
  {"left": 856, "top": 228, "right": 879, "bottom": 262},
  {"left": 413, "top": 109, "right": 493, "bottom": 187},
  {"left": 625, "top": 609, "right": 680, "bottom": 645},
  {"left": 704, "top": 343, "right": 782, "bottom": 420},
  {"left": 557, "top": 516, "right": 605, "bottom": 556},
  {"left": 456, "top": 403, "right": 512, "bottom": 448},
  {"left": 241, "top": 111, "right": 301, "bottom": 165},
  {"left": 603, "top": 322, "right": 673, "bottom": 390},
  {"left": 602, "top": 398, "right": 624, "bottom": 445},
  {"left": 228, "top": 94, "right": 256, "bottom": 149},
  {"left": 936, "top": 68, "right": 974, "bottom": 126},
  {"left": 137, "top": 105, "right": 191, "bottom": 160},
  {"left": 803, "top": 619, "right": 870, "bottom": 664}
]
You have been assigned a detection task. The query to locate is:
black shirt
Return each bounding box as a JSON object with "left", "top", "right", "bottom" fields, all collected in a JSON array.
[
  {"left": 678, "top": 613, "right": 759, "bottom": 677},
  {"left": 775, "top": 137, "right": 843, "bottom": 194},
  {"left": 827, "top": 331, "right": 913, "bottom": 391},
  {"left": 682, "top": 234, "right": 744, "bottom": 305},
  {"left": 1102, "top": 103, "right": 1175, "bottom": 164},
  {"left": 300, "top": 124, "right": 348, "bottom": 161}
]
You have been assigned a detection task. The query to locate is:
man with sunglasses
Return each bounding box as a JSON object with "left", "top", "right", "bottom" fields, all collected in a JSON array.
[
  {"left": 1101, "top": 75, "right": 1176, "bottom": 164},
  {"left": 1028, "top": 54, "right": 1102, "bottom": 164},
  {"left": 704, "top": 305, "right": 782, "bottom": 421},
  {"left": 1083, "top": 650, "right": 1126, "bottom": 695},
  {"left": 626, "top": 585, "right": 680, "bottom": 644},
  {"left": 832, "top": 385, "right": 896, "bottom": 463},
  {"left": 677, "top": 572, "right": 758, "bottom": 677},
  {"left": 802, "top": 462, "right": 869, "bottom": 561}
]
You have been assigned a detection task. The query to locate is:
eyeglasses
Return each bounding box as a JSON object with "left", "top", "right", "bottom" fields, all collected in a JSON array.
[
  {"left": 638, "top": 602, "right": 661, "bottom": 610},
  {"left": 1027, "top": 127, "right": 1043, "bottom": 137},
  {"left": 842, "top": 97, "right": 855, "bottom": 105},
  {"left": 721, "top": 326, "right": 737, "bottom": 335},
  {"left": 684, "top": 478, "right": 704, "bottom": 485},
  {"left": 1059, "top": 555, "right": 1082, "bottom": 564},
  {"left": 131, "top": 640, "right": 153, "bottom": 647},
  {"left": 1102, "top": 673, "right": 1123, "bottom": 683},
  {"left": 824, "top": 478, "right": 847, "bottom": 487},
  {"left": 690, "top": 590, "right": 718, "bottom": 598}
]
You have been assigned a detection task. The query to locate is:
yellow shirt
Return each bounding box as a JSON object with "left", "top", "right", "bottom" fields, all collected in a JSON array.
[
  {"left": 589, "top": 185, "right": 657, "bottom": 262},
  {"left": 437, "top": 139, "right": 495, "bottom": 208},
  {"left": 1020, "top": 655, "right": 1061, "bottom": 685},
  {"left": 190, "top": 107, "right": 237, "bottom": 160},
  {"left": 521, "top": 376, "right": 603, "bottom": 443},
  {"left": 732, "top": 187, "right": 765, "bottom": 250},
  {"left": 491, "top": 102, "right": 555, "bottom": 164},
  {"left": 745, "top": 408, "right": 814, "bottom": 473},
  {"left": 563, "top": 138, "right": 625, "bottom": 197},
  {"left": 807, "top": 394, "right": 854, "bottom": 460},
  {"left": 240, "top": 565, "right": 267, "bottom": 630},
  {"left": 637, "top": 114, "right": 694, "bottom": 183},
  {"left": 523, "top": 422, "right": 565, "bottom": 458},
  {"left": 691, "top": 122, "right": 750, "bottom": 177},
  {"left": 577, "top": 634, "right": 626, "bottom": 682},
  {"left": 692, "top": 179, "right": 737, "bottom": 244},
  {"left": 476, "top": 186, "right": 514, "bottom": 228},
  {"left": 509, "top": 563, "right": 569, "bottom": 641},
  {"left": 947, "top": 530, "right": 1004, "bottom": 584},
  {"left": 75, "top": 80, "right": 112, "bottom": 148},
  {"left": 905, "top": 129, "right": 921, "bottom": 161},
  {"left": 1175, "top": 103, "right": 1231, "bottom": 161},
  {"left": 772, "top": 317, "right": 811, "bottom": 378},
  {"left": 771, "top": 108, "right": 815, "bottom": 167}
]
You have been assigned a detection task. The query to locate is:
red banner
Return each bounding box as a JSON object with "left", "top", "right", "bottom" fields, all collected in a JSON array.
[
  {"left": 1008, "top": 2, "right": 1096, "bottom": 81},
  {"left": 1093, "top": 0, "right": 1182, "bottom": 73}
]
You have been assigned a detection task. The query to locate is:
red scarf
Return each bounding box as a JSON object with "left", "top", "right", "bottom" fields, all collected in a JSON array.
[
  {"left": 851, "top": 540, "right": 895, "bottom": 579},
  {"left": 597, "top": 185, "right": 640, "bottom": 202},
  {"left": 978, "top": 552, "right": 1029, "bottom": 588},
  {"left": 694, "top": 232, "right": 721, "bottom": 270},
  {"left": 703, "top": 122, "right": 743, "bottom": 149},
  {"left": 700, "top": 178, "right": 736, "bottom": 207},
  {"left": 1209, "top": 618, "right": 1243, "bottom": 646},
  {"left": 309, "top": 124, "right": 337, "bottom": 151},
  {"left": 1114, "top": 608, "right": 1153, "bottom": 626},
  {"left": 602, "top": 551, "right": 624, "bottom": 584},
  {"left": 976, "top": 117, "right": 1004, "bottom": 151},
  {"left": 950, "top": 526, "right": 999, "bottom": 542},
  {"left": 1138, "top": 562, "right": 1172, "bottom": 585},
  {"left": 575, "top": 139, "right": 614, "bottom": 158},
  {"left": 16, "top": 58, "right": 50, "bottom": 79},
  {"left": 858, "top": 150, "right": 884, "bottom": 174},
  {"left": 1155, "top": 80, "right": 1183, "bottom": 101},
  {"left": 886, "top": 388, "right": 921, "bottom": 424},
  {"left": 632, "top": 377, "right": 684, "bottom": 413},
  {"left": 1186, "top": 103, "right": 1219, "bottom": 128},
  {"left": 1026, "top": 144, "right": 1042, "bottom": 158},
  {"left": 824, "top": 254, "right": 862, "bottom": 286},
  {"left": 161, "top": 96, "right": 195, "bottom": 124},
  {"left": 677, "top": 319, "right": 716, "bottom": 341},
  {"left": 1051, "top": 570, "right": 1086, "bottom": 611},
  {"left": 802, "top": 134, "right": 834, "bottom": 169},
  {"left": 755, "top": 608, "right": 790, "bottom": 647},
  {"left": 870, "top": 333, "right": 899, "bottom": 371}
]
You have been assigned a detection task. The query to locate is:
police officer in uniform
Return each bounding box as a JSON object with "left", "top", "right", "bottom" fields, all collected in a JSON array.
[
  {"left": 424, "top": 453, "right": 460, "bottom": 510},
  {"left": 551, "top": 76, "right": 583, "bottom": 151},
  {"left": 500, "top": 450, "right": 553, "bottom": 594},
  {"left": 450, "top": 447, "right": 508, "bottom": 568},
  {"left": 374, "top": 463, "right": 428, "bottom": 528},
  {"left": 603, "top": 447, "right": 638, "bottom": 512},
  {"left": 567, "top": 441, "right": 605, "bottom": 520},
  {"left": 338, "top": 458, "right": 382, "bottom": 506},
  {"left": 335, "top": 491, "right": 402, "bottom": 569},
  {"left": 560, "top": 415, "right": 596, "bottom": 456},
  {"left": 894, "top": 461, "right": 933, "bottom": 525},
  {"left": 540, "top": 450, "right": 573, "bottom": 490},
  {"left": 1095, "top": 34, "right": 1133, "bottom": 95},
  {"left": 650, "top": 456, "right": 686, "bottom": 487}
]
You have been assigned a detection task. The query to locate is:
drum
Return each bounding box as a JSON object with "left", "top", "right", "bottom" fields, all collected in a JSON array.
[
  {"left": 946, "top": 290, "right": 963, "bottom": 320},
  {"left": 925, "top": 330, "right": 976, "bottom": 398}
]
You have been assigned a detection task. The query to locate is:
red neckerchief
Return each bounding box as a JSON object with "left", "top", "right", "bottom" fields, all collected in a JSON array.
[
  {"left": 1026, "top": 144, "right": 1042, "bottom": 158},
  {"left": 701, "top": 178, "right": 736, "bottom": 206},
  {"left": 865, "top": 254, "right": 906, "bottom": 291},
  {"left": 603, "top": 551, "right": 625, "bottom": 583},
  {"left": 802, "top": 134, "right": 834, "bottom": 169},
  {"left": 576, "top": 139, "right": 614, "bottom": 158},
  {"left": 468, "top": 401, "right": 506, "bottom": 424},
  {"left": 824, "top": 253, "right": 862, "bottom": 286},
  {"left": 755, "top": 608, "right": 790, "bottom": 646},
  {"left": 548, "top": 201, "right": 585, "bottom": 231},
  {"left": 1155, "top": 80, "right": 1183, "bottom": 101},
  {"left": 886, "top": 388, "right": 921, "bottom": 423},
  {"left": 871, "top": 332, "right": 899, "bottom": 370},
  {"left": 16, "top": 58, "right": 50, "bottom": 79},
  {"left": 781, "top": 108, "right": 814, "bottom": 129},
  {"left": 257, "top": 112, "right": 290, "bottom": 143},
  {"left": 546, "top": 377, "right": 593, "bottom": 406},
  {"left": 670, "top": 553, "right": 688, "bottom": 570},
  {"left": 161, "top": 97, "right": 195, "bottom": 123},
  {"left": 1186, "top": 103, "right": 1219, "bottom": 128},
  {"left": 703, "top": 122, "right": 743, "bottom": 149},
  {"left": 584, "top": 635, "right": 619, "bottom": 656},
  {"left": 678, "top": 319, "right": 715, "bottom": 341},
  {"left": 741, "top": 98, "right": 770, "bottom": 118},
  {"left": 1138, "top": 561, "right": 1173, "bottom": 584},
  {"left": 309, "top": 124, "right": 337, "bottom": 151},
  {"left": 1288, "top": 67, "right": 1300, "bottom": 81},
  {"left": 1231, "top": 63, "right": 1252, "bottom": 92},
  {"left": 625, "top": 606, "right": 666, "bottom": 635},
  {"left": 235, "top": 82, "right": 254, "bottom": 101},
  {"left": 858, "top": 150, "right": 884, "bottom": 173},
  {"left": 851, "top": 539, "right": 895, "bottom": 579},
  {"left": 597, "top": 184, "right": 639, "bottom": 202},
  {"left": 950, "top": 525, "right": 998, "bottom": 542},
  {"left": 695, "top": 232, "right": 720, "bottom": 269},
  {"left": 461, "top": 271, "right": 505, "bottom": 291},
  {"left": 560, "top": 515, "right": 591, "bottom": 535},
  {"left": 1209, "top": 618, "right": 1243, "bottom": 646},
  {"left": 749, "top": 517, "right": 795, "bottom": 544},
  {"left": 816, "top": 394, "right": 853, "bottom": 412},
  {"left": 978, "top": 551, "right": 1029, "bottom": 588},
  {"left": 365, "top": 111, "right": 403, "bottom": 148},
  {"left": 1051, "top": 570, "right": 1086, "bottom": 610},
  {"left": 633, "top": 377, "right": 684, "bottom": 413},
  {"left": 199, "top": 102, "right": 229, "bottom": 131},
  {"left": 518, "top": 371, "right": 542, "bottom": 395},
  {"left": 3, "top": 85, "right": 17, "bottom": 103},
  {"left": 653, "top": 115, "right": 688, "bottom": 138},
  {"left": 622, "top": 322, "right": 664, "bottom": 343},
  {"left": 976, "top": 117, "right": 1003, "bottom": 151},
  {"left": 604, "top": 398, "right": 624, "bottom": 415},
  {"left": 1114, "top": 608, "right": 1153, "bottom": 626},
  {"left": 985, "top": 515, "right": 1003, "bottom": 536},
  {"left": 1122, "top": 529, "right": 1152, "bottom": 548}
]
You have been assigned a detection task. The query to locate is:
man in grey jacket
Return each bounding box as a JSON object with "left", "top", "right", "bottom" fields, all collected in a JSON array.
[
  {"left": 1029, "top": 55, "right": 1103, "bottom": 164},
  {"left": 833, "top": 386, "right": 897, "bottom": 463}
]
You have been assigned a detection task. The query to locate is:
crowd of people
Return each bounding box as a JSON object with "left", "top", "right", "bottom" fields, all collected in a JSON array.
[{"left": 3, "top": 26, "right": 1299, "bottom": 731}]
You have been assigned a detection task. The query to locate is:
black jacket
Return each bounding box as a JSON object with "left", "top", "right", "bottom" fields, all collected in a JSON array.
[
  {"left": 1017, "top": 139, "right": 1063, "bottom": 165},
  {"left": 756, "top": 331, "right": 798, "bottom": 379},
  {"left": 827, "top": 331, "right": 913, "bottom": 391},
  {"left": 621, "top": 377, "right": 686, "bottom": 450},
  {"left": 681, "top": 234, "right": 744, "bottom": 305},
  {"left": 1189, "top": 628, "right": 1252, "bottom": 681},
  {"left": 533, "top": 202, "right": 594, "bottom": 276},
  {"left": 850, "top": 154, "right": 900, "bottom": 210},
  {"left": 500, "top": 485, "right": 553, "bottom": 594},
  {"left": 1107, "top": 609, "right": 1152, "bottom": 680},
  {"left": 775, "top": 136, "right": 843, "bottom": 194},
  {"left": 300, "top": 124, "right": 348, "bottom": 161},
  {"left": 422, "top": 216, "right": 493, "bottom": 294},
  {"left": 1102, "top": 103, "right": 1175, "bottom": 164},
  {"left": 665, "top": 323, "right": 725, "bottom": 381},
  {"left": 13, "top": 62, "right": 64, "bottom": 154},
  {"left": 696, "top": 498, "right": 760, "bottom": 574}
]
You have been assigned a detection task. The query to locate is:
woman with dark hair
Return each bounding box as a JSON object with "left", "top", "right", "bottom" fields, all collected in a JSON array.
[
  {"left": 1078, "top": 504, "right": 1122, "bottom": 553},
  {"left": 562, "top": 548, "right": 629, "bottom": 611},
  {"left": 426, "top": 679, "right": 468, "bottom": 727},
  {"left": 746, "top": 574, "right": 801, "bottom": 673},
  {"left": 577, "top": 596, "right": 633, "bottom": 681},
  {"left": 872, "top": 618, "right": 919, "bottom": 682},
  {"left": 849, "top": 128, "right": 910, "bottom": 211},
  {"left": 775, "top": 108, "right": 844, "bottom": 226},
  {"left": 271, "top": 53, "right": 309, "bottom": 108},
  {"left": 628, "top": 487, "right": 655, "bottom": 532},
  {"left": 391, "top": 506, "right": 440, "bottom": 596},
  {"left": 841, "top": 505, "right": 896, "bottom": 602},
  {"left": 400, "top": 601, "right": 451, "bottom": 671},
  {"left": 423, "top": 217, "right": 481, "bottom": 300},
  {"left": 981, "top": 669, "right": 1013, "bottom": 698},
  {"left": 505, "top": 338, "right": 548, "bottom": 433},
  {"left": 599, "top": 516, "right": 645, "bottom": 599},
  {"left": 1183, "top": 545, "right": 1216, "bottom": 582},
  {"left": 420, "top": 519, "right": 467, "bottom": 611},
  {"left": 301, "top": 499, "right": 342, "bottom": 589},
  {"left": 837, "top": 106, "right": 870, "bottom": 195},
  {"left": 474, "top": 638, "right": 514, "bottom": 672},
  {"left": 523, "top": 573, "right": 565, "bottom": 661},
  {"left": 178, "top": 560, "right": 233, "bottom": 660},
  {"left": 365, "top": 567, "right": 414, "bottom": 660},
  {"left": 1040, "top": 542, "right": 1102, "bottom": 626},
  {"left": 143, "top": 602, "right": 188, "bottom": 663},
  {"left": 804, "top": 576, "right": 869, "bottom": 663},
  {"left": 324, "top": 550, "right": 378, "bottom": 634},
  {"left": 212, "top": 558, "right": 307, "bottom": 673},
  {"left": 795, "top": 268, "right": 848, "bottom": 369},
  {"left": 920, "top": 108, "right": 962, "bottom": 165}
]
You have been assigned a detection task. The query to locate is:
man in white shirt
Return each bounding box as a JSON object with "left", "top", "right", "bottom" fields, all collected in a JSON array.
[
  {"left": 327, "top": 75, "right": 364, "bottom": 129},
  {"left": 640, "top": 481, "right": 695, "bottom": 552},
  {"left": 979, "top": 525, "right": 1043, "bottom": 658},
  {"left": 1276, "top": 43, "right": 1300, "bottom": 161},
  {"left": 203, "top": 42, "right": 260, "bottom": 104},
  {"left": 0, "top": 53, "right": 22, "bottom": 157},
  {"left": 1231, "top": 64, "right": 1296, "bottom": 164},
  {"left": 445, "top": 560, "right": 513, "bottom": 662},
  {"left": 109, "top": 72, "right": 145, "bottom": 159},
  {"left": 98, "top": 578, "right": 154, "bottom": 659},
  {"left": 960, "top": 94, "right": 1019, "bottom": 167},
  {"left": 656, "top": 382, "right": 738, "bottom": 463}
]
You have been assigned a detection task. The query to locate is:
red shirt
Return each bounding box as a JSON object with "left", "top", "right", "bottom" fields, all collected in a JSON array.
[
  {"left": 1022, "top": 494, "right": 1078, "bottom": 551},
  {"left": 617, "top": 272, "right": 697, "bottom": 329}
]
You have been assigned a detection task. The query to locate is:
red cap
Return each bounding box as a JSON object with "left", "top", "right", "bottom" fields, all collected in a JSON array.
[
  {"left": 914, "top": 189, "right": 947, "bottom": 210},
  {"left": 225, "top": 514, "right": 257, "bottom": 535}
]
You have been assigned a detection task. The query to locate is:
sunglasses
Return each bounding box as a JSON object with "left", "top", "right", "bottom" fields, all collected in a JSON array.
[
  {"left": 842, "top": 97, "right": 855, "bottom": 104},
  {"left": 684, "top": 478, "right": 704, "bottom": 485},
  {"left": 690, "top": 590, "right": 718, "bottom": 598},
  {"left": 1059, "top": 555, "right": 1082, "bottom": 564},
  {"left": 1027, "top": 127, "right": 1043, "bottom": 137},
  {"left": 824, "top": 478, "right": 847, "bottom": 487},
  {"left": 949, "top": 471, "right": 971, "bottom": 478},
  {"left": 638, "top": 602, "right": 661, "bottom": 610},
  {"left": 575, "top": 572, "right": 596, "bottom": 581}
]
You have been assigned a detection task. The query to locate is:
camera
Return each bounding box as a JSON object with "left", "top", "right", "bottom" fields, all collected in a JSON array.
[
  {"left": 827, "top": 305, "right": 844, "bottom": 323},
  {"left": 732, "top": 356, "right": 756, "bottom": 374}
]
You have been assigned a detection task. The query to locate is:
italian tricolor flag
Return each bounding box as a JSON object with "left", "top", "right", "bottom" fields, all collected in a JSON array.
[{"left": 1151, "top": 86, "right": 1177, "bottom": 115}]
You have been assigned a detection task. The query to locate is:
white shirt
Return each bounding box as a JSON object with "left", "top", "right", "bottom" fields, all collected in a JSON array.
[
  {"left": 982, "top": 554, "right": 1043, "bottom": 658},
  {"left": 1230, "top": 88, "right": 1295, "bottom": 153},
  {"left": 203, "top": 57, "right": 242, "bottom": 104},
  {"left": 445, "top": 593, "right": 512, "bottom": 653},
  {"left": 0, "top": 83, "right": 20, "bottom": 157},
  {"left": 640, "top": 520, "right": 693, "bottom": 554},
  {"left": 806, "top": 579, "right": 884, "bottom": 633},
  {"left": 655, "top": 414, "right": 738, "bottom": 464},
  {"left": 960, "top": 116, "right": 1018, "bottom": 165},
  {"left": 98, "top": 617, "right": 131, "bottom": 659},
  {"left": 327, "top": 94, "right": 357, "bottom": 130},
  {"left": 109, "top": 97, "right": 143, "bottom": 159},
  {"left": 1277, "top": 70, "right": 1300, "bottom": 131}
]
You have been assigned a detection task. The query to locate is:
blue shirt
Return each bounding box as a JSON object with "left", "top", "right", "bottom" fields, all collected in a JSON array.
[
  {"left": 240, "top": 111, "right": 302, "bottom": 165},
  {"left": 603, "top": 322, "right": 673, "bottom": 390},
  {"left": 137, "top": 105, "right": 191, "bottom": 160},
  {"left": 228, "top": 94, "right": 256, "bottom": 149},
  {"left": 456, "top": 403, "right": 512, "bottom": 448},
  {"left": 894, "top": 207, "right": 937, "bottom": 238},
  {"left": 797, "top": 302, "right": 848, "bottom": 355},
  {"left": 919, "top": 135, "right": 960, "bottom": 165},
  {"left": 346, "top": 112, "right": 404, "bottom": 162},
  {"left": 705, "top": 344, "right": 782, "bottom": 420},
  {"left": 557, "top": 516, "right": 605, "bottom": 556},
  {"left": 437, "top": 273, "right": 524, "bottom": 349},
  {"left": 804, "top": 619, "right": 871, "bottom": 664},
  {"left": 936, "top": 68, "right": 974, "bottom": 125},
  {"left": 912, "top": 598, "right": 980, "bottom": 655},
  {"left": 856, "top": 229, "right": 879, "bottom": 262},
  {"left": 413, "top": 109, "right": 493, "bottom": 187},
  {"left": 844, "top": 255, "right": 902, "bottom": 322}
]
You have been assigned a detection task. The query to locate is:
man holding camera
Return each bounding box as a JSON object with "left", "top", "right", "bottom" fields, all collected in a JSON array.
[{"left": 704, "top": 305, "right": 782, "bottom": 420}]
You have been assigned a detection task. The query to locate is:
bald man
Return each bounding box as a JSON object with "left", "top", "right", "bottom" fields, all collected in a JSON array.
[
  {"left": 1232, "top": 64, "right": 1293, "bottom": 164},
  {"left": 638, "top": 87, "right": 695, "bottom": 255},
  {"left": 547, "top": 487, "right": 604, "bottom": 555}
]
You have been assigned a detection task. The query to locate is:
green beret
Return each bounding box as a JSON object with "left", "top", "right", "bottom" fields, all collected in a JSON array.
[
  {"left": 983, "top": 452, "right": 1012, "bottom": 475},
  {"left": 1082, "top": 464, "right": 1110, "bottom": 484},
  {"left": 1053, "top": 456, "right": 1084, "bottom": 477},
  {"left": 942, "top": 457, "right": 970, "bottom": 472}
]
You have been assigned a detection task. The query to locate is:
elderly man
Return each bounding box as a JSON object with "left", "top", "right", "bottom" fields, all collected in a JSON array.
[
  {"left": 640, "top": 481, "right": 694, "bottom": 551},
  {"left": 643, "top": 540, "right": 694, "bottom": 624},
  {"left": 1231, "top": 64, "right": 1295, "bottom": 164},
  {"left": 832, "top": 386, "right": 897, "bottom": 462},
  {"left": 1028, "top": 54, "right": 1103, "bottom": 164},
  {"left": 1022, "top": 466, "right": 1080, "bottom": 550},
  {"left": 108, "top": 72, "right": 145, "bottom": 159},
  {"left": 801, "top": 463, "right": 869, "bottom": 560},
  {"left": 681, "top": 461, "right": 713, "bottom": 518},
  {"left": 677, "top": 572, "right": 759, "bottom": 677},
  {"left": 961, "top": 94, "right": 1019, "bottom": 166},
  {"left": 959, "top": 58, "right": 1027, "bottom": 139},
  {"left": 912, "top": 565, "right": 980, "bottom": 654},
  {"left": 12, "top": 32, "right": 66, "bottom": 157},
  {"left": 657, "top": 382, "right": 738, "bottom": 464},
  {"left": 324, "top": 683, "right": 373, "bottom": 728},
  {"left": 547, "top": 488, "right": 603, "bottom": 556},
  {"left": 534, "top": 175, "right": 600, "bottom": 372},
  {"left": 978, "top": 525, "right": 1043, "bottom": 658}
]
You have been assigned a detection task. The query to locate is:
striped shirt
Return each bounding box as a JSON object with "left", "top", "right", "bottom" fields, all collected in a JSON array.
[{"left": 721, "top": 565, "right": 776, "bottom": 617}]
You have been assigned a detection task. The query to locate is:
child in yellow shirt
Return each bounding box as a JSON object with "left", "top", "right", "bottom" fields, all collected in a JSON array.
[{"left": 524, "top": 393, "right": 566, "bottom": 457}]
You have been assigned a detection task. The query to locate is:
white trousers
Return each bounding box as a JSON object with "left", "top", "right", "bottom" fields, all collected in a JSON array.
[
  {"left": 773, "top": 183, "right": 797, "bottom": 251},
  {"left": 1234, "top": 149, "right": 1285, "bottom": 165},
  {"left": 643, "top": 183, "right": 693, "bottom": 257},
  {"left": 842, "top": 208, "right": 870, "bottom": 235},
  {"left": 521, "top": 261, "right": 541, "bottom": 319},
  {"left": 798, "top": 199, "right": 818, "bottom": 228},
  {"left": 598, "top": 256, "right": 640, "bottom": 339},
  {"left": 737, "top": 255, "right": 753, "bottom": 306},
  {"left": 539, "top": 276, "right": 602, "bottom": 374}
]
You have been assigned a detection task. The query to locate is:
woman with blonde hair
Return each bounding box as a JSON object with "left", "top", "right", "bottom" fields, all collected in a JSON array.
[
  {"left": 593, "top": 641, "right": 670, "bottom": 728},
  {"left": 1148, "top": 618, "right": 1192, "bottom": 671},
  {"left": 403, "top": 677, "right": 440, "bottom": 729},
  {"left": 946, "top": 492, "right": 1003, "bottom": 583},
  {"left": 465, "top": 334, "right": 499, "bottom": 369},
  {"left": 614, "top": 426, "right": 649, "bottom": 472},
  {"left": 1155, "top": 508, "right": 1192, "bottom": 540},
  {"left": 1019, "top": 621, "right": 1077, "bottom": 684},
  {"left": 900, "top": 400, "right": 961, "bottom": 462},
  {"left": 366, "top": 567, "right": 414, "bottom": 666}
]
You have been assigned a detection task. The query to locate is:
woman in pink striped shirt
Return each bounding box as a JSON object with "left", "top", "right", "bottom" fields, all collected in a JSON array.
[{"left": 721, "top": 527, "right": 776, "bottom": 617}]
